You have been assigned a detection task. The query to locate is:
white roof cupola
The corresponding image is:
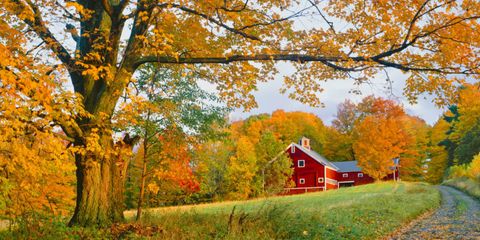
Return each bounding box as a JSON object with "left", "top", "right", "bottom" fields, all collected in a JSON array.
[{"left": 299, "top": 136, "right": 311, "bottom": 150}]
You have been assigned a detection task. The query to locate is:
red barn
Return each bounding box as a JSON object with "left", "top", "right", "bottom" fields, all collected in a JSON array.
[{"left": 284, "top": 137, "right": 398, "bottom": 194}]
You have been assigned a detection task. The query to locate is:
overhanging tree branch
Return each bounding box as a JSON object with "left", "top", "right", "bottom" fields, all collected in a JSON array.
[{"left": 133, "top": 53, "right": 479, "bottom": 75}]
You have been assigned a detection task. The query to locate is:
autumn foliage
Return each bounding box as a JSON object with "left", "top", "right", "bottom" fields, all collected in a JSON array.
[
  {"left": 1, "top": 0, "right": 480, "bottom": 228},
  {"left": 353, "top": 116, "right": 408, "bottom": 180}
]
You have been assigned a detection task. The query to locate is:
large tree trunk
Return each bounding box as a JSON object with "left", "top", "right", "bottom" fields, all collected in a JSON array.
[{"left": 69, "top": 131, "right": 130, "bottom": 227}]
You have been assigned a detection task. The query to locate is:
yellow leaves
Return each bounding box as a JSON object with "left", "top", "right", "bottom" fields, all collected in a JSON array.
[
  {"left": 451, "top": 84, "right": 480, "bottom": 140},
  {"left": 65, "top": 1, "right": 92, "bottom": 20},
  {"left": 0, "top": 117, "right": 75, "bottom": 218},
  {"left": 138, "top": 11, "right": 149, "bottom": 23},
  {"left": 76, "top": 61, "right": 113, "bottom": 81},
  {"left": 147, "top": 183, "right": 160, "bottom": 195}
]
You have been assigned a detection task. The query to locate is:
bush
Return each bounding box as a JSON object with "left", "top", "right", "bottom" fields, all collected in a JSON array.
[
  {"left": 447, "top": 153, "right": 480, "bottom": 182},
  {"left": 448, "top": 164, "right": 470, "bottom": 179},
  {"left": 469, "top": 154, "right": 480, "bottom": 181}
]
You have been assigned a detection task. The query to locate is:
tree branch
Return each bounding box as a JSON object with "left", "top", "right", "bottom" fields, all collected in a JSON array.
[
  {"left": 101, "top": 0, "right": 114, "bottom": 17},
  {"left": 307, "top": 0, "right": 335, "bottom": 33},
  {"left": 134, "top": 53, "right": 478, "bottom": 75},
  {"left": 18, "top": 0, "right": 74, "bottom": 66},
  {"left": 13, "top": 0, "right": 84, "bottom": 93}
]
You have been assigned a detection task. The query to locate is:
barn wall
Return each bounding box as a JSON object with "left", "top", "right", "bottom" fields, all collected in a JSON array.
[
  {"left": 337, "top": 171, "right": 374, "bottom": 186},
  {"left": 325, "top": 167, "right": 338, "bottom": 189},
  {"left": 287, "top": 145, "right": 325, "bottom": 188}
]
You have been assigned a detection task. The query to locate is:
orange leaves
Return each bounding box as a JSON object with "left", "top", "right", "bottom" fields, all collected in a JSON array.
[
  {"left": 353, "top": 115, "right": 409, "bottom": 180},
  {"left": 350, "top": 96, "right": 427, "bottom": 180},
  {"left": 144, "top": 130, "right": 200, "bottom": 195}
]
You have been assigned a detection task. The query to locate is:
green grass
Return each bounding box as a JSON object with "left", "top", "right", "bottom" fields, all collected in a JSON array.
[
  {"left": 0, "top": 182, "right": 440, "bottom": 239},
  {"left": 443, "top": 177, "right": 480, "bottom": 200},
  {"left": 455, "top": 198, "right": 468, "bottom": 218},
  {"left": 124, "top": 182, "right": 440, "bottom": 240}
]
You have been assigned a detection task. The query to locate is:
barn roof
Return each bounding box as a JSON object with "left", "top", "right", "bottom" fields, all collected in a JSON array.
[
  {"left": 290, "top": 143, "right": 339, "bottom": 170},
  {"left": 330, "top": 161, "right": 362, "bottom": 172}
]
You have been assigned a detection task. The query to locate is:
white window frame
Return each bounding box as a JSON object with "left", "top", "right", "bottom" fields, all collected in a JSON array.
[
  {"left": 298, "top": 160, "right": 305, "bottom": 168},
  {"left": 358, "top": 173, "right": 364, "bottom": 178},
  {"left": 342, "top": 173, "right": 348, "bottom": 178},
  {"left": 291, "top": 145, "right": 295, "bottom": 153},
  {"left": 299, "top": 178, "right": 305, "bottom": 184},
  {"left": 318, "top": 177, "right": 324, "bottom": 183}
]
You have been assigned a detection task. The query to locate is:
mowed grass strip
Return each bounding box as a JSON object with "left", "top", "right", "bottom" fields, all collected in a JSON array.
[{"left": 125, "top": 182, "right": 440, "bottom": 240}]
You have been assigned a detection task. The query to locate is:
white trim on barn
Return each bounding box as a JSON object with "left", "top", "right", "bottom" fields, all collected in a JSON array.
[
  {"left": 324, "top": 164, "right": 327, "bottom": 190},
  {"left": 326, "top": 177, "right": 337, "bottom": 186},
  {"left": 298, "top": 159, "right": 305, "bottom": 168}
]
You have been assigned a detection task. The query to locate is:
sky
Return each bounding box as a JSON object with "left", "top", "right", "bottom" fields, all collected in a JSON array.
[{"left": 229, "top": 61, "right": 445, "bottom": 126}]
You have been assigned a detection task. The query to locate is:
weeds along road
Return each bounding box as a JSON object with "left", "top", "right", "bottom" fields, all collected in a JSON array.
[{"left": 391, "top": 186, "right": 480, "bottom": 240}]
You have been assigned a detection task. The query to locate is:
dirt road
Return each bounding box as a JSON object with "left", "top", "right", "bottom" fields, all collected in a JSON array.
[{"left": 391, "top": 186, "right": 480, "bottom": 240}]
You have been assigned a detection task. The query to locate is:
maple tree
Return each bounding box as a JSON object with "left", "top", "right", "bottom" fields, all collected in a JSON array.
[
  {"left": 350, "top": 97, "right": 434, "bottom": 181},
  {"left": 353, "top": 115, "right": 410, "bottom": 180},
  {"left": 3, "top": 0, "right": 480, "bottom": 226},
  {"left": 329, "top": 96, "right": 408, "bottom": 161}
]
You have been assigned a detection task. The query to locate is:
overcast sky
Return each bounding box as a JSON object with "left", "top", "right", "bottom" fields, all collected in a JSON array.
[{"left": 229, "top": 62, "right": 445, "bottom": 126}]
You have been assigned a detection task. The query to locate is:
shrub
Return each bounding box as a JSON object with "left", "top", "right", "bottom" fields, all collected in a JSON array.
[
  {"left": 447, "top": 153, "right": 480, "bottom": 182},
  {"left": 469, "top": 154, "right": 480, "bottom": 181},
  {"left": 448, "top": 164, "right": 470, "bottom": 179}
]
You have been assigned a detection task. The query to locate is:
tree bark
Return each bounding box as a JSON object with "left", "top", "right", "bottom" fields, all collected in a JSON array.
[{"left": 69, "top": 132, "right": 129, "bottom": 227}]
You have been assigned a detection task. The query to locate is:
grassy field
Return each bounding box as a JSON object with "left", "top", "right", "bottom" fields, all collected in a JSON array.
[
  {"left": 0, "top": 182, "right": 439, "bottom": 239},
  {"left": 123, "top": 182, "right": 440, "bottom": 240}
]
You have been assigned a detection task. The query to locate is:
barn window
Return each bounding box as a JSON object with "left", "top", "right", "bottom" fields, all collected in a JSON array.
[
  {"left": 298, "top": 160, "right": 305, "bottom": 168},
  {"left": 318, "top": 177, "right": 324, "bottom": 183},
  {"left": 291, "top": 146, "right": 295, "bottom": 153},
  {"left": 358, "top": 173, "right": 364, "bottom": 178},
  {"left": 342, "top": 173, "right": 348, "bottom": 178},
  {"left": 299, "top": 178, "right": 305, "bottom": 184}
]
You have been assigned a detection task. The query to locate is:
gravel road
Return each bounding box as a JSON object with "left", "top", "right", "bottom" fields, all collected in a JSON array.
[{"left": 390, "top": 185, "right": 480, "bottom": 240}]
